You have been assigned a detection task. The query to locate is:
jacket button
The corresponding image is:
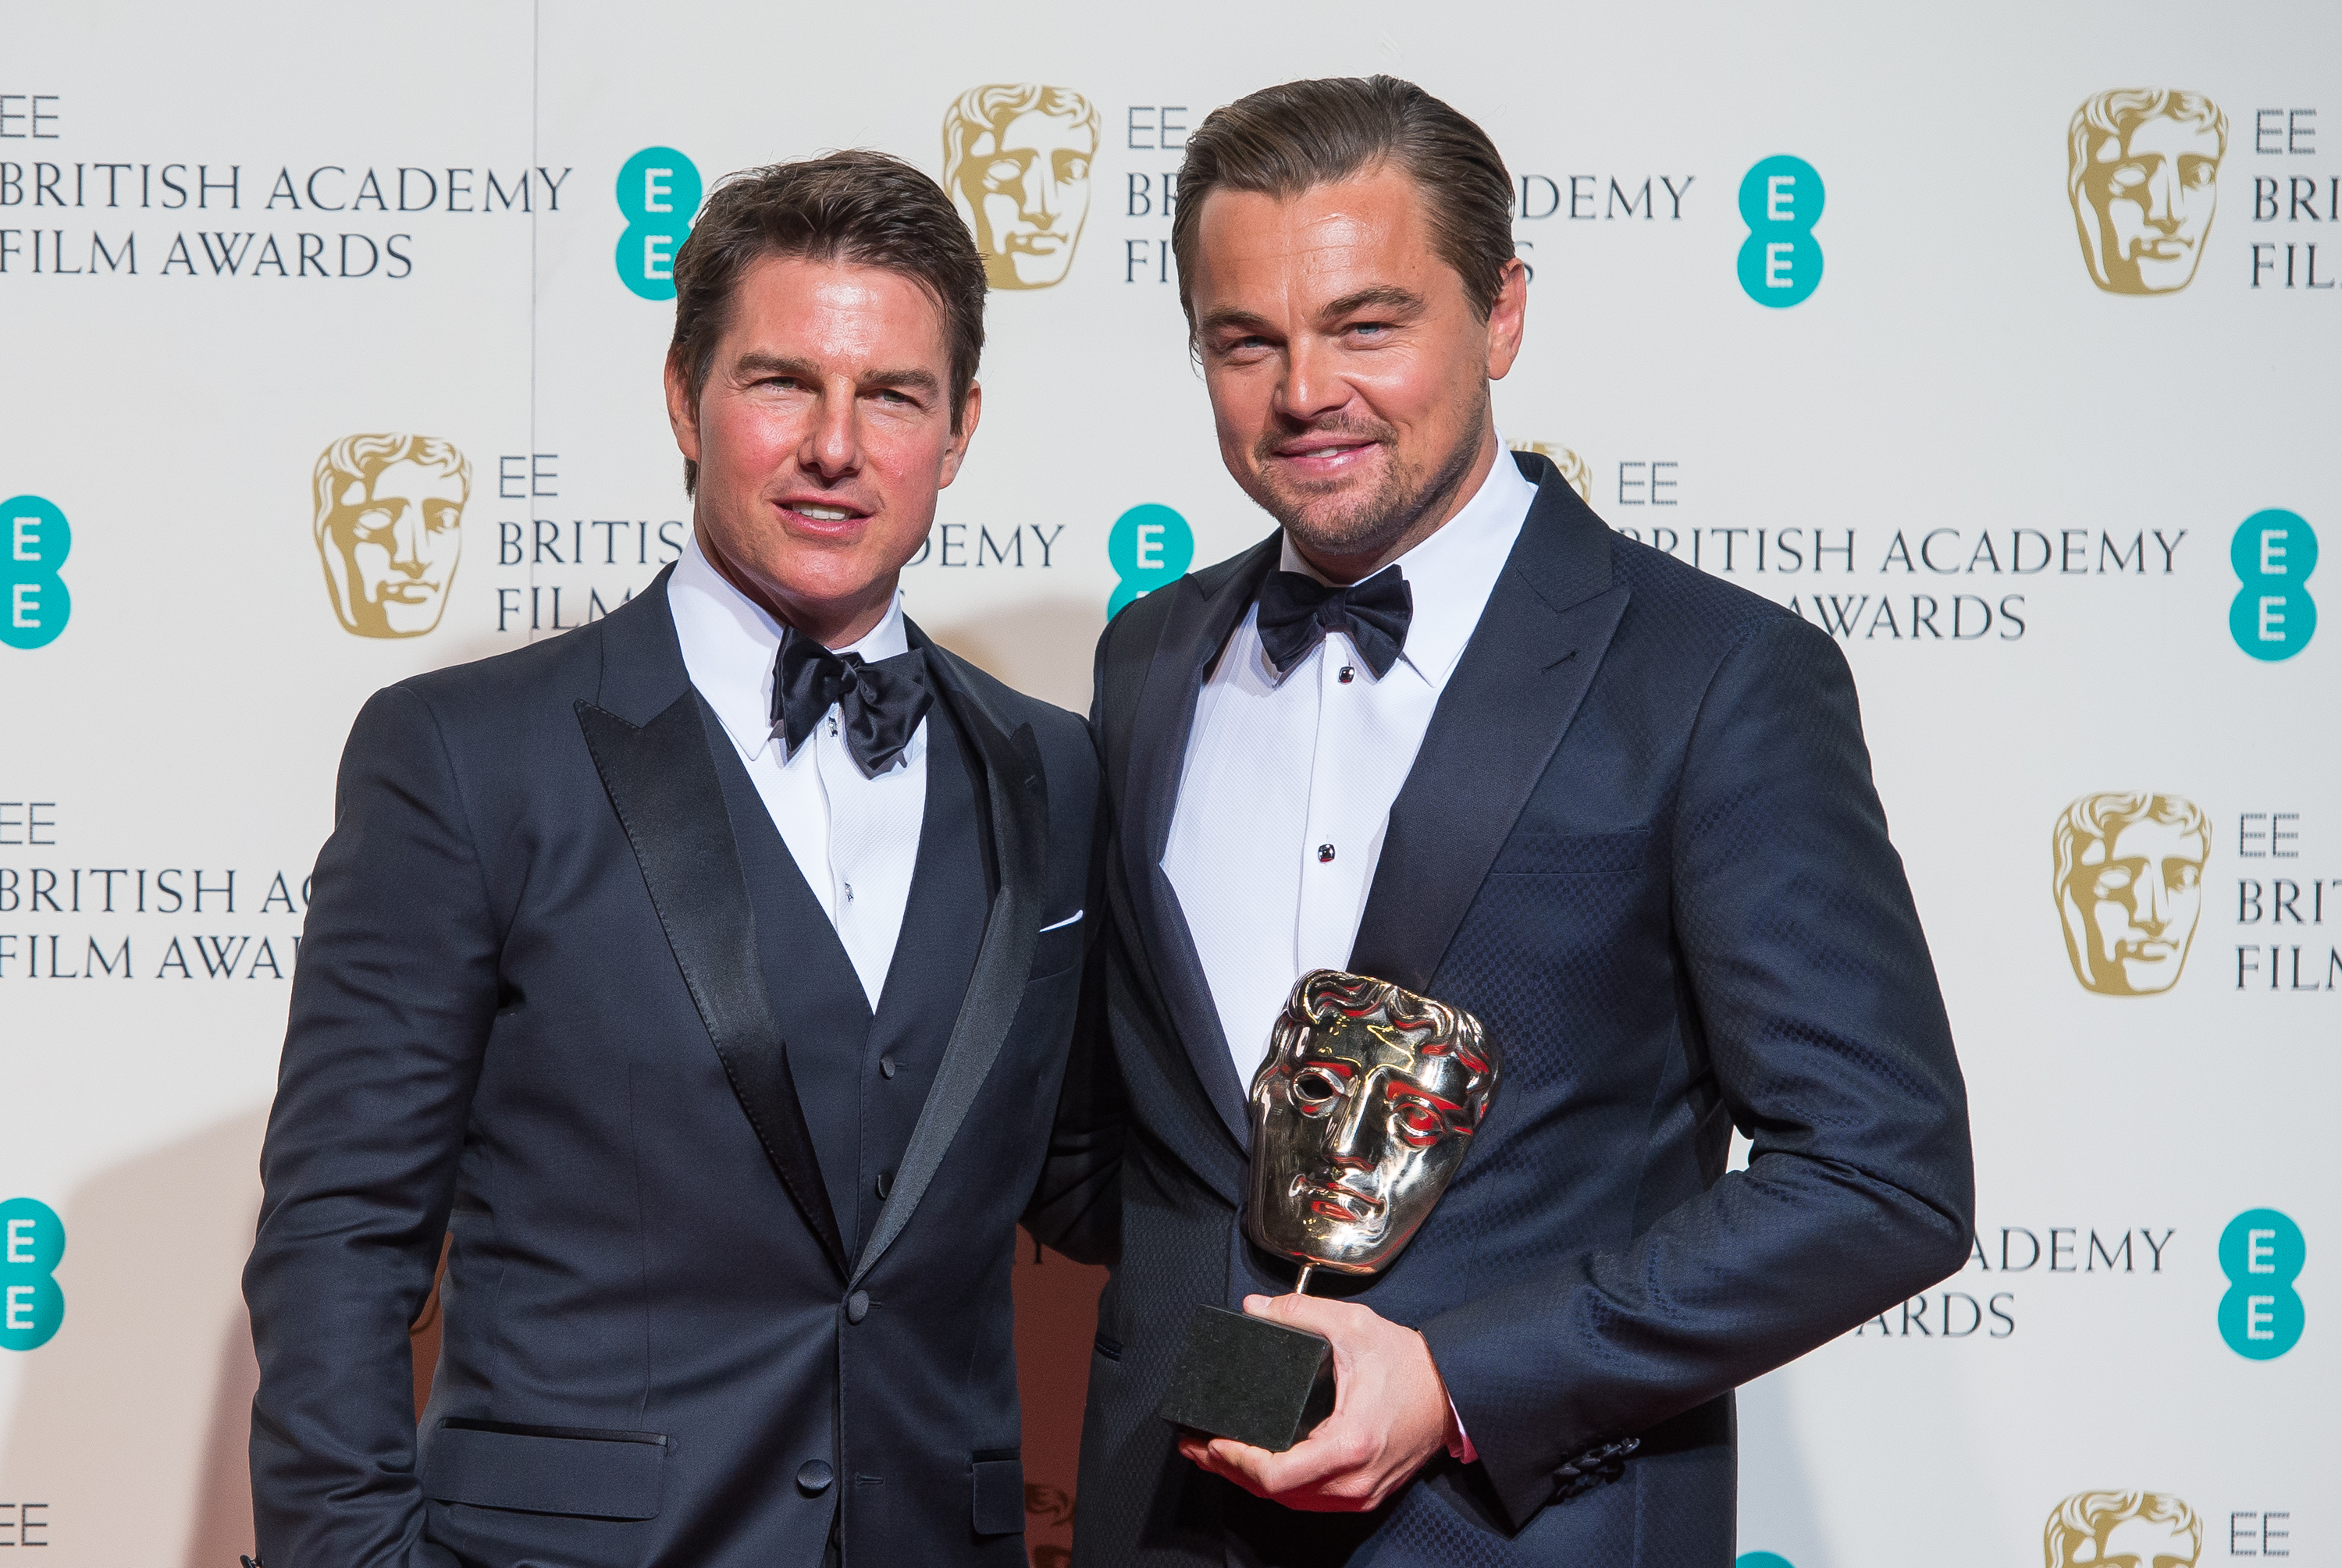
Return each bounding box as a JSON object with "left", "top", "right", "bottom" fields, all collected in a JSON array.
[
  {"left": 876, "top": 1171, "right": 893, "bottom": 1199},
  {"left": 796, "top": 1459, "right": 834, "bottom": 1495},
  {"left": 846, "top": 1289, "right": 870, "bottom": 1324},
  {"left": 879, "top": 1055, "right": 897, "bottom": 1079}
]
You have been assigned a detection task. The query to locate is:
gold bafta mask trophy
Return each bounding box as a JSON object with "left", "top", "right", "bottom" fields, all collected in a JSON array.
[{"left": 1156, "top": 970, "right": 1500, "bottom": 1452}]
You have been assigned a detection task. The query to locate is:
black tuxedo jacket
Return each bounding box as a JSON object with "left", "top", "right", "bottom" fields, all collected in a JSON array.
[
  {"left": 1060, "top": 453, "right": 1974, "bottom": 1566},
  {"left": 244, "top": 569, "right": 1098, "bottom": 1568}
]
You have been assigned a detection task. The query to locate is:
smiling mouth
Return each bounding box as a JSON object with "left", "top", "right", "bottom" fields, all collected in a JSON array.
[
  {"left": 782, "top": 501, "right": 867, "bottom": 526},
  {"left": 1268, "top": 440, "right": 1382, "bottom": 477}
]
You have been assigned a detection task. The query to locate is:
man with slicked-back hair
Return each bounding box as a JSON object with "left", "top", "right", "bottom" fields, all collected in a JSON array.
[
  {"left": 1055, "top": 76, "right": 1973, "bottom": 1566},
  {"left": 247, "top": 151, "right": 1104, "bottom": 1568}
]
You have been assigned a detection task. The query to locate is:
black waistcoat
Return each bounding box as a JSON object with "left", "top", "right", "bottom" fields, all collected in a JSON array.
[{"left": 699, "top": 674, "right": 994, "bottom": 1257}]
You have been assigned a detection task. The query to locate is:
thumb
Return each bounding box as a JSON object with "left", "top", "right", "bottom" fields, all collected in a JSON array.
[{"left": 1246, "top": 1291, "right": 1343, "bottom": 1335}]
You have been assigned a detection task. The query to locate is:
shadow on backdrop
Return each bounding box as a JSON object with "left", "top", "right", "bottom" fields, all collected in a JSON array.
[
  {"left": 927, "top": 596, "right": 1105, "bottom": 716},
  {"left": 0, "top": 1108, "right": 268, "bottom": 1567}
]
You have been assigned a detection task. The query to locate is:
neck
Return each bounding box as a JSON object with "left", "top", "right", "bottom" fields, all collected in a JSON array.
[
  {"left": 697, "top": 524, "right": 896, "bottom": 650},
  {"left": 1288, "top": 421, "right": 1500, "bottom": 585}
]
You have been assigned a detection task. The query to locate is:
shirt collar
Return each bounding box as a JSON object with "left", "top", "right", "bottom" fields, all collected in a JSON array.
[
  {"left": 1275, "top": 440, "right": 1537, "bottom": 686},
  {"left": 667, "top": 530, "right": 909, "bottom": 762}
]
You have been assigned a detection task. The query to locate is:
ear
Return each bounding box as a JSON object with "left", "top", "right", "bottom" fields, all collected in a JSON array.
[
  {"left": 664, "top": 350, "right": 703, "bottom": 467},
  {"left": 938, "top": 380, "right": 983, "bottom": 489},
  {"left": 1483, "top": 258, "right": 1529, "bottom": 382}
]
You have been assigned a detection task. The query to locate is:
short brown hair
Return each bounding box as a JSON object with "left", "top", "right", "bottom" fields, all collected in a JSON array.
[
  {"left": 1170, "top": 76, "right": 1514, "bottom": 336},
  {"left": 668, "top": 150, "right": 988, "bottom": 494}
]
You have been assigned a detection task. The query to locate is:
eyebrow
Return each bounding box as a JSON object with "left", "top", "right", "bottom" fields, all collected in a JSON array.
[
  {"left": 731, "top": 352, "right": 941, "bottom": 399},
  {"left": 1195, "top": 285, "right": 1428, "bottom": 341},
  {"left": 1320, "top": 285, "right": 1424, "bottom": 321}
]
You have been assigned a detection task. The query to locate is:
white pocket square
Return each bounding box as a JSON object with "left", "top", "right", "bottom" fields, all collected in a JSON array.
[{"left": 1037, "top": 909, "right": 1084, "bottom": 933}]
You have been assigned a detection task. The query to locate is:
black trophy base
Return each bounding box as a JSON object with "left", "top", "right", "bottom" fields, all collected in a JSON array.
[{"left": 1155, "top": 1304, "right": 1336, "bottom": 1453}]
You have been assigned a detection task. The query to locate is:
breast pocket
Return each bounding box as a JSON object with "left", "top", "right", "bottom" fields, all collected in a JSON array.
[
  {"left": 422, "top": 1418, "right": 668, "bottom": 1520},
  {"left": 1027, "top": 912, "right": 1086, "bottom": 982}
]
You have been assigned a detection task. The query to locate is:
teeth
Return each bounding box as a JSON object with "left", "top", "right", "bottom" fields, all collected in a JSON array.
[{"left": 797, "top": 505, "right": 852, "bottom": 521}]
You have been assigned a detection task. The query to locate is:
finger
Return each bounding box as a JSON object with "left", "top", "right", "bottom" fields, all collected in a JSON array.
[{"left": 1248, "top": 1290, "right": 1357, "bottom": 1339}]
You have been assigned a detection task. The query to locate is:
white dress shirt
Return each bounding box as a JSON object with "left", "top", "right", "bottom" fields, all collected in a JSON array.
[
  {"left": 1162, "top": 450, "right": 1538, "bottom": 1086},
  {"left": 668, "top": 534, "right": 926, "bottom": 1009}
]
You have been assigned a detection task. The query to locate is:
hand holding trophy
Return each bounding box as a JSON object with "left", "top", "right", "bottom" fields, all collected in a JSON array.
[{"left": 1158, "top": 970, "right": 1501, "bottom": 1456}]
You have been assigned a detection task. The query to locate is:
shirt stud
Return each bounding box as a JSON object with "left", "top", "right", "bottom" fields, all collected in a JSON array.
[
  {"left": 1317, "top": 844, "right": 1336, "bottom": 863},
  {"left": 843, "top": 882, "right": 855, "bottom": 902},
  {"left": 1338, "top": 666, "right": 1356, "bottom": 684}
]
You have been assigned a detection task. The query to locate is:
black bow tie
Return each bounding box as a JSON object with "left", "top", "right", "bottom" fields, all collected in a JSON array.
[
  {"left": 772, "top": 626, "right": 933, "bottom": 779},
  {"left": 1254, "top": 564, "right": 1413, "bottom": 681}
]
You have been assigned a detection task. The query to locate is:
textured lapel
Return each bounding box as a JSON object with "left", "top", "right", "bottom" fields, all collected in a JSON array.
[
  {"left": 848, "top": 631, "right": 1048, "bottom": 1287},
  {"left": 1349, "top": 455, "right": 1630, "bottom": 994},
  {"left": 575, "top": 571, "right": 849, "bottom": 1278},
  {"left": 1118, "top": 536, "right": 1281, "bottom": 1151}
]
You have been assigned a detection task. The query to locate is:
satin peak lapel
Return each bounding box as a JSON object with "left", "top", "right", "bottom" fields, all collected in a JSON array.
[
  {"left": 1350, "top": 460, "right": 1629, "bottom": 994},
  {"left": 575, "top": 692, "right": 849, "bottom": 1278},
  {"left": 849, "top": 642, "right": 1048, "bottom": 1288}
]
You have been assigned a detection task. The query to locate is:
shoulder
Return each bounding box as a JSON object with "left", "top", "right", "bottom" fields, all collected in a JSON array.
[
  {"left": 360, "top": 607, "right": 619, "bottom": 765},
  {"left": 926, "top": 641, "right": 1094, "bottom": 787},
  {"left": 1603, "top": 529, "right": 1836, "bottom": 670}
]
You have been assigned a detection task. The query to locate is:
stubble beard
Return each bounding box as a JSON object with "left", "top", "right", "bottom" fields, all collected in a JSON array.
[{"left": 1248, "top": 388, "right": 1491, "bottom": 575}]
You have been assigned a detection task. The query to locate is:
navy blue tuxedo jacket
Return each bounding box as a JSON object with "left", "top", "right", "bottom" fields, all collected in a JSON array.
[
  {"left": 245, "top": 571, "right": 1099, "bottom": 1568},
  {"left": 1056, "top": 453, "right": 1974, "bottom": 1566}
]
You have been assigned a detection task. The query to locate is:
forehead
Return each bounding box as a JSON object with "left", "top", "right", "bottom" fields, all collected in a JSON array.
[
  {"left": 721, "top": 252, "right": 950, "bottom": 369},
  {"left": 2120, "top": 116, "right": 2221, "bottom": 159},
  {"left": 1291, "top": 1012, "right": 1471, "bottom": 1086},
  {"left": 2102, "top": 1516, "right": 2191, "bottom": 1551},
  {"left": 995, "top": 110, "right": 1094, "bottom": 156},
  {"left": 1189, "top": 166, "right": 1457, "bottom": 314},
  {"left": 2105, "top": 819, "right": 2205, "bottom": 863},
  {"left": 363, "top": 459, "right": 463, "bottom": 501}
]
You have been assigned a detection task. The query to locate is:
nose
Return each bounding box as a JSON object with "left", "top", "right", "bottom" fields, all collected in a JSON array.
[
  {"left": 1023, "top": 160, "right": 1058, "bottom": 225},
  {"left": 2144, "top": 161, "right": 2180, "bottom": 227},
  {"left": 2136, "top": 864, "right": 2170, "bottom": 933},
  {"left": 1323, "top": 1069, "right": 1381, "bottom": 1164},
  {"left": 800, "top": 382, "right": 860, "bottom": 482},
  {"left": 388, "top": 505, "right": 425, "bottom": 573},
  {"left": 1275, "top": 335, "right": 1348, "bottom": 428}
]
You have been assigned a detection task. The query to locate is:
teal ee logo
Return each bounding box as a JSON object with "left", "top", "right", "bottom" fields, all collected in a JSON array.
[
  {"left": 2218, "top": 1207, "right": 2304, "bottom": 1359},
  {"left": 2229, "top": 510, "right": 2317, "bottom": 660},
  {"left": 2, "top": 495, "right": 70, "bottom": 650},
  {"left": 1737, "top": 156, "right": 1824, "bottom": 308},
  {"left": 1106, "top": 503, "right": 1194, "bottom": 617},
  {"left": 1737, "top": 1554, "right": 1796, "bottom": 1568},
  {"left": 0, "top": 1197, "right": 65, "bottom": 1351},
  {"left": 615, "top": 148, "right": 703, "bottom": 301}
]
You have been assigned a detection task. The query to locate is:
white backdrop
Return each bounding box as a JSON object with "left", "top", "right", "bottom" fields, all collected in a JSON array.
[{"left": 0, "top": 4, "right": 2330, "bottom": 1565}]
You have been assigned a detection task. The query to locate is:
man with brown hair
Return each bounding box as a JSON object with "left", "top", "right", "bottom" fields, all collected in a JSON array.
[
  {"left": 1067, "top": 76, "right": 1972, "bottom": 1564},
  {"left": 246, "top": 151, "right": 1100, "bottom": 1568}
]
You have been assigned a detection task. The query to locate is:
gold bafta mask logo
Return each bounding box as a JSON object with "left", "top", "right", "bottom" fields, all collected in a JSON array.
[
  {"left": 1509, "top": 440, "right": 1593, "bottom": 503},
  {"left": 312, "top": 433, "right": 469, "bottom": 638},
  {"left": 2069, "top": 90, "right": 2229, "bottom": 294},
  {"left": 2052, "top": 793, "right": 2209, "bottom": 996},
  {"left": 2045, "top": 1492, "right": 2202, "bottom": 1568},
  {"left": 943, "top": 84, "right": 1100, "bottom": 290}
]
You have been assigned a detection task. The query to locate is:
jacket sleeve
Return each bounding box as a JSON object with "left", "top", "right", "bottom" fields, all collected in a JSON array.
[
  {"left": 1420, "top": 614, "right": 1975, "bottom": 1528},
  {"left": 244, "top": 684, "right": 500, "bottom": 1568}
]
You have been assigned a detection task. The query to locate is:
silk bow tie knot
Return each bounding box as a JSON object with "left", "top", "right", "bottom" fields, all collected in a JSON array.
[
  {"left": 773, "top": 626, "right": 932, "bottom": 779},
  {"left": 1254, "top": 564, "right": 1414, "bottom": 681}
]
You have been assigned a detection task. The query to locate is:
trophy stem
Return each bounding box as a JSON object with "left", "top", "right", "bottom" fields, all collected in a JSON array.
[{"left": 1291, "top": 1264, "right": 1313, "bottom": 1296}]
